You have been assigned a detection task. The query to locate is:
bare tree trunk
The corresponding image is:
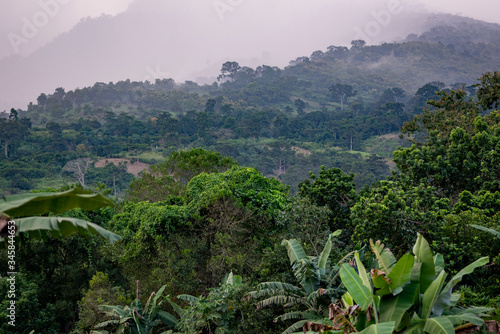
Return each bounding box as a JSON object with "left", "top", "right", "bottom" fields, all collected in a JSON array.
[{"left": 63, "top": 158, "right": 92, "bottom": 188}]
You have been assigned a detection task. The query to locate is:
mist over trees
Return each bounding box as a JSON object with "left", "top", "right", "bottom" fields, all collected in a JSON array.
[{"left": 2, "top": 17, "right": 500, "bottom": 334}]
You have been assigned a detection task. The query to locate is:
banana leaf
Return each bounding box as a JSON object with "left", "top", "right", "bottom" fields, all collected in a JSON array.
[
  {"left": 0, "top": 216, "right": 121, "bottom": 248},
  {"left": 0, "top": 188, "right": 112, "bottom": 217}
]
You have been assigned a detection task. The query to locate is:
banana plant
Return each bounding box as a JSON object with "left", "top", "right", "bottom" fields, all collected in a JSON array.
[
  {"left": 95, "top": 285, "right": 178, "bottom": 334},
  {"left": 333, "top": 233, "right": 491, "bottom": 334},
  {"left": 0, "top": 188, "right": 121, "bottom": 248},
  {"left": 247, "top": 230, "right": 359, "bottom": 334},
  {"left": 470, "top": 224, "right": 500, "bottom": 240},
  {"left": 175, "top": 272, "right": 244, "bottom": 333}
]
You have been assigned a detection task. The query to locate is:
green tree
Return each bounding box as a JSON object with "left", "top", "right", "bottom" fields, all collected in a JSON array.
[
  {"left": 0, "top": 274, "right": 59, "bottom": 334},
  {"left": 218, "top": 61, "right": 241, "bottom": 82},
  {"left": 476, "top": 71, "right": 500, "bottom": 110},
  {"left": 328, "top": 84, "right": 357, "bottom": 111},
  {"left": 0, "top": 116, "right": 29, "bottom": 158},
  {"left": 127, "top": 148, "right": 237, "bottom": 202},
  {"left": 294, "top": 98, "right": 307, "bottom": 115},
  {"left": 396, "top": 118, "right": 500, "bottom": 199},
  {"left": 350, "top": 181, "right": 448, "bottom": 256},
  {"left": 299, "top": 166, "right": 357, "bottom": 235},
  {"left": 75, "top": 272, "right": 131, "bottom": 333}
]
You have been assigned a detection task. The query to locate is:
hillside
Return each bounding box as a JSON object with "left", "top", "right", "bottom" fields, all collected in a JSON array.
[
  {"left": 1, "top": 14, "right": 500, "bottom": 195},
  {"left": 2, "top": 11, "right": 500, "bottom": 334}
]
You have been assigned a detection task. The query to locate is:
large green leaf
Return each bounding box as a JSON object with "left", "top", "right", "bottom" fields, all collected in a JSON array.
[
  {"left": 422, "top": 316, "right": 455, "bottom": 334},
  {"left": 166, "top": 298, "right": 184, "bottom": 317},
  {"left": 412, "top": 233, "right": 436, "bottom": 292},
  {"left": 318, "top": 230, "right": 341, "bottom": 271},
  {"left": 257, "top": 295, "right": 301, "bottom": 309},
  {"left": 282, "top": 239, "right": 308, "bottom": 265},
  {"left": 342, "top": 292, "right": 354, "bottom": 307},
  {"left": 294, "top": 258, "right": 321, "bottom": 294},
  {"left": 355, "top": 252, "right": 371, "bottom": 291},
  {"left": 371, "top": 268, "right": 392, "bottom": 296},
  {"left": 247, "top": 282, "right": 303, "bottom": 300},
  {"left": 442, "top": 256, "right": 489, "bottom": 294},
  {"left": 433, "top": 253, "right": 445, "bottom": 275},
  {"left": 0, "top": 188, "right": 113, "bottom": 217},
  {"left": 379, "top": 282, "right": 418, "bottom": 329},
  {"left": 357, "top": 321, "right": 395, "bottom": 334},
  {"left": 470, "top": 224, "right": 500, "bottom": 239},
  {"left": 444, "top": 313, "right": 485, "bottom": 326},
  {"left": 404, "top": 323, "right": 424, "bottom": 334},
  {"left": 274, "top": 310, "right": 318, "bottom": 322},
  {"left": 370, "top": 239, "right": 396, "bottom": 273},
  {"left": 421, "top": 270, "right": 447, "bottom": 319},
  {"left": 282, "top": 319, "right": 309, "bottom": 334},
  {"left": 388, "top": 254, "right": 414, "bottom": 293},
  {"left": 340, "top": 263, "right": 373, "bottom": 310},
  {"left": 156, "top": 310, "right": 179, "bottom": 328},
  {"left": 433, "top": 256, "right": 489, "bottom": 316},
  {"left": 434, "top": 257, "right": 489, "bottom": 316},
  {"left": 0, "top": 216, "right": 121, "bottom": 247}
]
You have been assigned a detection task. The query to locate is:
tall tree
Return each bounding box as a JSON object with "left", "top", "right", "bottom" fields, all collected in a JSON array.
[
  {"left": 294, "top": 98, "right": 306, "bottom": 115},
  {"left": 328, "top": 84, "right": 357, "bottom": 111},
  {"left": 476, "top": 71, "right": 500, "bottom": 110},
  {"left": 127, "top": 148, "right": 238, "bottom": 202},
  {"left": 217, "top": 61, "right": 241, "bottom": 82},
  {"left": 0, "top": 112, "right": 29, "bottom": 158},
  {"left": 63, "top": 158, "right": 93, "bottom": 188}
]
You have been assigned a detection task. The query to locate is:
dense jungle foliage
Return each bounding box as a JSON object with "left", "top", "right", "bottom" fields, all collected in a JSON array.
[{"left": 1, "top": 20, "right": 500, "bottom": 333}]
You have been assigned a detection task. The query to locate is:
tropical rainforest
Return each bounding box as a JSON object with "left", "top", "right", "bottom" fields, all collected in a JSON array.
[{"left": 1, "top": 16, "right": 500, "bottom": 334}]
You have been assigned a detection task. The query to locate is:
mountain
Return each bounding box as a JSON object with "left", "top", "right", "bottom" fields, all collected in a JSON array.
[
  {"left": 15, "top": 12, "right": 500, "bottom": 124},
  {"left": 2, "top": 10, "right": 500, "bottom": 195},
  {"left": 2, "top": 0, "right": 499, "bottom": 111}
]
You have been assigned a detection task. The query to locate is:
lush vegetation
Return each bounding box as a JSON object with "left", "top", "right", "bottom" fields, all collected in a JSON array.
[{"left": 1, "top": 20, "right": 500, "bottom": 333}]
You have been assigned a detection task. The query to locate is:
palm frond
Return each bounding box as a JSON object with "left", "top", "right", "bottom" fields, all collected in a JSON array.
[
  {"left": 246, "top": 282, "right": 303, "bottom": 300},
  {"left": 274, "top": 310, "right": 320, "bottom": 322},
  {"left": 256, "top": 295, "right": 301, "bottom": 309},
  {"left": 281, "top": 320, "right": 309, "bottom": 334},
  {"left": 282, "top": 239, "right": 308, "bottom": 265},
  {"left": 470, "top": 224, "right": 500, "bottom": 239}
]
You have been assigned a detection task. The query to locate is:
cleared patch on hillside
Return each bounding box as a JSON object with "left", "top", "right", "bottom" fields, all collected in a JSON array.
[
  {"left": 291, "top": 146, "right": 312, "bottom": 156},
  {"left": 95, "top": 158, "right": 149, "bottom": 176},
  {"left": 362, "top": 133, "right": 410, "bottom": 158}
]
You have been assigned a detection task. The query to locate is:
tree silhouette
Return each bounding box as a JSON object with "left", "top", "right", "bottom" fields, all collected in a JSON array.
[{"left": 328, "top": 84, "right": 357, "bottom": 111}]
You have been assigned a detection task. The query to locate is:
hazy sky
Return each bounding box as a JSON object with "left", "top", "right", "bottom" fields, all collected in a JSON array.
[{"left": 1, "top": 0, "right": 499, "bottom": 110}]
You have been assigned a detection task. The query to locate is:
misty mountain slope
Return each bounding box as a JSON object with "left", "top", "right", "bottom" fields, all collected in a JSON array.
[
  {"left": 404, "top": 13, "right": 500, "bottom": 46},
  {"left": 9, "top": 10, "right": 500, "bottom": 126},
  {"left": 283, "top": 40, "right": 500, "bottom": 99},
  {"left": 2, "top": 2, "right": 498, "bottom": 112}
]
